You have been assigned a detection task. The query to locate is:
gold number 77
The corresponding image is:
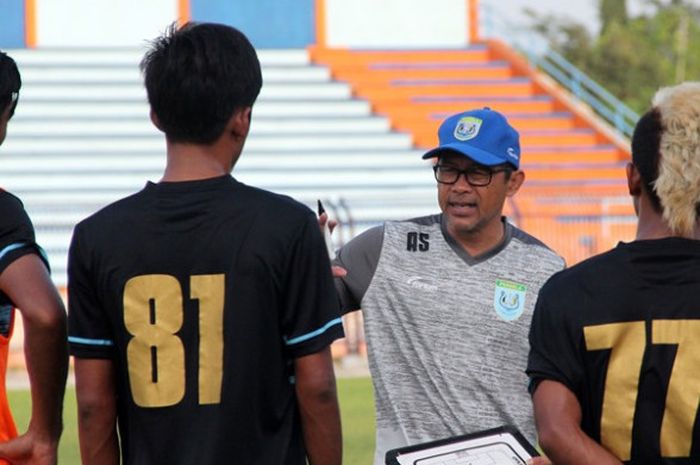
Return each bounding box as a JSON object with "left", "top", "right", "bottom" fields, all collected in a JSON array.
[{"left": 584, "top": 320, "right": 700, "bottom": 461}]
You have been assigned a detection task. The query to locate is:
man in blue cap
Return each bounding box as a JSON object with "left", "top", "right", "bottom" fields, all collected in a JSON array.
[{"left": 331, "top": 108, "right": 564, "bottom": 464}]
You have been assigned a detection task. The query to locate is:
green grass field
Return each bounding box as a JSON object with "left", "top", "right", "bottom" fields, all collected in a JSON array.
[{"left": 8, "top": 376, "right": 375, "bottom": 465}]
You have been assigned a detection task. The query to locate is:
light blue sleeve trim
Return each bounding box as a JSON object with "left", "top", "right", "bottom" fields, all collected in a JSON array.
[
  {"left": 0, "top": 243, "right": 28, "bottom": 262},
  {"left": 0, "top": 242, "right": 50, "bottom": 272},
  {"left": 284, "top": 317, "right": 343, "bottom": 346},
  {"left": 68, "top": 336, "right": 114, "bottom": 347}
]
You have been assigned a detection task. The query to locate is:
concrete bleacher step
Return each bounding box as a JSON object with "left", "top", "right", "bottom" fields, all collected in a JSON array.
[
  {"left": 355, "top": 79, "right": 536, "bottom": 100},
  {"left": 393, "top": 112, "right": 579, "bottom": 132},
  {"left": 10, "top": 48, "right": 312, "bottom": 66},
  {"left": 21, "top": 82, "right": 353, "bottom": 101},
  {"left": 0, "top": 166, "right": 433, "bottom": 193},
  {"left": 332, "top": 62, "right": 514, "bottom": 82},
  {"left": 19, "top": 65, "right": 332, "bottom": 83},
  {"left": 374, "top": 98, "right": 558, "bottom": 116},
  {"left": 520, "top": 146, "right": 621, "bottom": 164},
  {"left": 10, "top": 117, "right": 393, "bottom": 136},
  {"left": 1, "top": 148, "right": 425, "bottom": 170},
  {"left": 412, "top": 128, "right": 602, "bottom": 149},
  {"left": 312, "top": 47, "right": 493, "bottom": 64},
  {"left": 3, "top": 132, "right": 413, "bottom": 152},
  {"left": 16, "top": 100, "right": 375, "bottom": 118}
]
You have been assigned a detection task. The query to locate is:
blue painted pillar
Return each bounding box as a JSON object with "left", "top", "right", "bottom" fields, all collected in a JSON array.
[
  {"left": 190, "top": 0, "right": 315, "bottom": 48},
  {"left": 0, "top": 0, "right": 26, "bottom": 48}
]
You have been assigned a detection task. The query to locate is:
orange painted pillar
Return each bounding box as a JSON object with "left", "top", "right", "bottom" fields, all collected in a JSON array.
[
  {"left": 25, "top": 0, "right": 37, "bottom": 48},
  {"left": 468, "top": 0, "right": 479, "bottom": 43},
  {"left": 315, "top": 0, "right": 326, "bottom": 48},
  {"left": 178, "top": 0, "right": 191, "bottom": 26}
]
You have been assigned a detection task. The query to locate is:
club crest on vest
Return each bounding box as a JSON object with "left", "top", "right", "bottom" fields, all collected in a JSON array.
[{"left": 493, "top": 279, "right": 527, "bottom": 321}]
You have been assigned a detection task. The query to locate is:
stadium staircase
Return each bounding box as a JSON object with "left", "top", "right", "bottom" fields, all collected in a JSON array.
[
  {"left": 2, "top": 40, "right": 637, "bottom": 291},
  {"left": 2, "top": 48, "right": 436, "bottom": 289},
  {"left": 310, "top": 40, "right": 637, "bottom": 264}
]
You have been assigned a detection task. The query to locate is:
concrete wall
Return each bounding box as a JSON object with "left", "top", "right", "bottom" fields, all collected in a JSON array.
[
  {"left": 325, "top": 0, "right": 469, "bottom": 48},
  {"left": 191, "top": 0, "right": 315, "bottom": 48},
  {"left": 0, "top": 0, "right": 316, "bottom": 48},
  {"left": 0, "top": 0, "right": 472, "bottom": 49},
  {"left": 35, "top": 0, "right": 177, "bottom": 47}
]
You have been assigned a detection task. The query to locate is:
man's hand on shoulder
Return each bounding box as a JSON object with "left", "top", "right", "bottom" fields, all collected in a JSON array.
[{"left": 317, "top": 212, "right": 346, "bottom": 278}]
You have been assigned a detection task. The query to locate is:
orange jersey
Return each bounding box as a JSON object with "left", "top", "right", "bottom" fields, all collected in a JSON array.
[{"left": 0, "top": 308, "right": 18, "bottom": 465}]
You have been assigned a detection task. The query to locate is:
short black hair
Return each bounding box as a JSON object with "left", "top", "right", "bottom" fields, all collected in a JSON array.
[
  {"left": 631, "top": 108, "right": 663, "bottom": 211},
  {"left": 140, "top": 22, "right": 262, "bottom": 144},
  {"left": 0, "top": 50, "right": 21, "bottom": 118}
]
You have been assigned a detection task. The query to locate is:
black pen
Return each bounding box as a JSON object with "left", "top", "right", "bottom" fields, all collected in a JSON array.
[{"left": 317, "top": 200, "right": 335, "bottom": 259}]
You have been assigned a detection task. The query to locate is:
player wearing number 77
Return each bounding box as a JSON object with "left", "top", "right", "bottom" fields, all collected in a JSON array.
[
  {"left": 67, "top": 23, "right": 344, "bottom": 465},
  {"left": 527, "top": 81, "right": 700, "bottom": 465}
]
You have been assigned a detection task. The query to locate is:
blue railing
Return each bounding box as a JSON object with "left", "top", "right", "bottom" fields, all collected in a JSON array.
[{"left": 480, "top": 3, "right": 639, "bottom": 139}]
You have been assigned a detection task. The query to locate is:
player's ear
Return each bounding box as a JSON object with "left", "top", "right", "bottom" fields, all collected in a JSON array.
[
  {"left": 229, "top": 107, "right": 251, "bottom": 141},
  {"left": 150, "top": 110, "right": 164, "bottom": 133},
  {"left": 627, "top": 162, "right": 642, "bottom": 196},
  {"left": 505, "top": 170, "right": 525, "bottom": 197}
]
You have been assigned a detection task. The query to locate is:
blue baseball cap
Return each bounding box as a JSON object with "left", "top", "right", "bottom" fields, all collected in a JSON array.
[{"left": 422, "top": 108, "right": 521, "bottom": 169}]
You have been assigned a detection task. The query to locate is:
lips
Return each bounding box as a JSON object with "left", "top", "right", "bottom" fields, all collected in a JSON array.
[{"left": 447, "top": 199, "right": 477, "bottom": 215}]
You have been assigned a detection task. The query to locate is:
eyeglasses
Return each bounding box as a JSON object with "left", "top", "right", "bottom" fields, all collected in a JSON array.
[{"left": 433, "top": 164, "right": 510, "bottom": 186}]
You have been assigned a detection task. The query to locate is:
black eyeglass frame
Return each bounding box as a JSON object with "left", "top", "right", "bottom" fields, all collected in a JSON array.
[{"left": 432, "top": 164, "right": 512, "bottom": 187}]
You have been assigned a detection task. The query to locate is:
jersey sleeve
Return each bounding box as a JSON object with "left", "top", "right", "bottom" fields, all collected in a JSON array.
[
  {"left": 281, "top": 212, "right": 344, "bottom": 358},
  {"left": 332, "top": 224, "right": 383, "bottom": 314},
  {"left": 67, "top": 223, "right": 116, "bottom": 359},
  {"left": 0, "top": 193, "right": 49, "bottom": 276},
  {"left": 526, "top": 274, "right": 586, "bottom": 395}
]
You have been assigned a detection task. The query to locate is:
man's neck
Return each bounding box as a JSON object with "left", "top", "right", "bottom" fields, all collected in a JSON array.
[
  {"left": 161, "top": 141, "right": 237, "bottom": 182},
  {"left": 450, "top": 219, "right": 506, "bottom": 257},
  {"left": 635, "top": 195, "right": 700, "bottom": 240}
]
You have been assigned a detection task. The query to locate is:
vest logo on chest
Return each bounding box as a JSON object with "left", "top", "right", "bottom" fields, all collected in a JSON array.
[
  {"left": 406, "top": 232, "right": 429, "bottom": 252},
  {"left": 493, "top": 279, "right": 527, "bottom": 321}
]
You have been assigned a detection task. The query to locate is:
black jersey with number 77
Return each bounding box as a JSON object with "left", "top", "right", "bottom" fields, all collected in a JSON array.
[{"left": 528, "top": 237, "right": 700, "bottom": 464}]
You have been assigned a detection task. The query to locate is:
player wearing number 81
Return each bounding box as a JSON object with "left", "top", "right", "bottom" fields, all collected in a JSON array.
[
  {"left": 527, "top": 82, "right": 700, "bottom": 464},
  {"left": 67, "top": 23, "right": 344, "bottom": 465}
]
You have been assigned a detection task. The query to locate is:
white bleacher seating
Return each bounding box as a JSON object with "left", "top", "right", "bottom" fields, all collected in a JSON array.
[{"left": 2, "top": 48, "right": 439, "bottom": 286}]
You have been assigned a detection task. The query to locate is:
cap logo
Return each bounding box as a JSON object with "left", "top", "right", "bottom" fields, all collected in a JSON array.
[
  {"left": 454, "top": 116, "right": 482, "bottom": 141},
  {"left": 507, "top": 147, "right": 518, "bottom": 161}
]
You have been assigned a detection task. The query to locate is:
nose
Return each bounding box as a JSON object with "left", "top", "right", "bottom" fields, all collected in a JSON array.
[{"left": 451, "top": 172, "right": 474, "bottom": 191}]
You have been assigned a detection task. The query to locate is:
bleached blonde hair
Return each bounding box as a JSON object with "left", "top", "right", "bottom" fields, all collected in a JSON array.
[{"left": 652, "top": 82, "right": 700, "bottom": 237}]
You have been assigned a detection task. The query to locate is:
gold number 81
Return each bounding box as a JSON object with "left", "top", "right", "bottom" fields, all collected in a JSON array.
[{"left": 124, "top": 274, "right": 225, "bottom": 408}]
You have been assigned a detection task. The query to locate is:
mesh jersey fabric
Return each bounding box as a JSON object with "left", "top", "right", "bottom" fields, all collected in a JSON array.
[
  {"left": 335, "top": 214, "right": 564, "bottom": 465},
  {"left": 528, "top": 238, "right": 700, "bottom": 464},
  {"left": 68, "top": 175, "right": 343, "bottom": 465}
]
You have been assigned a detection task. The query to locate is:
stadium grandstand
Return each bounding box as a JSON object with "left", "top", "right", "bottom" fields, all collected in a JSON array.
[{"left": 0, "top": 0, "right": 637, "bottom": 361}]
